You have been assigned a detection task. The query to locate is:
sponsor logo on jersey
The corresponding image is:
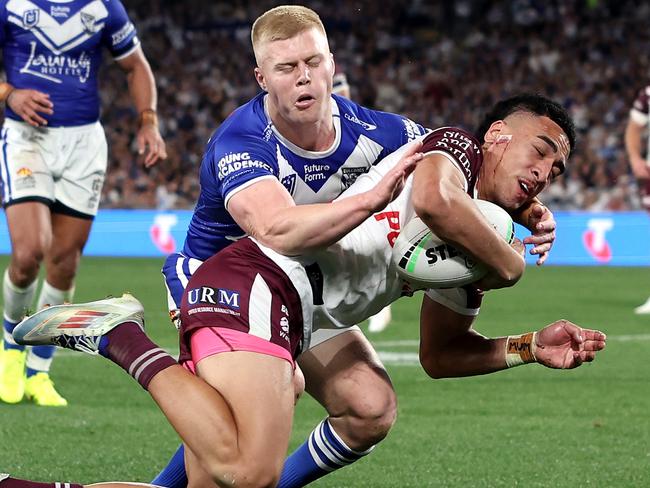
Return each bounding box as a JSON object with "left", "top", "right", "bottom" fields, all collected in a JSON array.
[
  {"left": 340, "top": 167, "right": 367, "bottom": 190},
  {"left": 21, "top": 41, "right": 92, "bottom": 84},
  {"left": 303, "top": 163, "right": 330, "bottom": 183},
  {"left": 582, "top": 218, "right": 613, "bottom": 263},
  {"left": 403, "top": 119, "right": 422, "bottom": 141},
  {"left": 80, "top": 12, "right": 97, "bottom": 34},
  {"left": 50, "top": 6, "right": 70, "bottom": 18},
  {"left": 187, "top": 286, "right": 241, "bottom": 309},
  {"left": 111, "top": 22, "right": 135, "bottom": 47},
  {"left": 344, "top": 113, "right": 377, "bottom": 131},
  {"left": 217, "top": 152, "right": 274, "bottom": 180},
  {"left": 282, "top": 174, "right": 296, "bottom": 194}
]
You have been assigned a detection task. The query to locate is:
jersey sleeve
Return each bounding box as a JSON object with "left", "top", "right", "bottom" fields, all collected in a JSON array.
[
  {"left": 207, "top": 132, "right": 280, "bottom": 208},
  {"left": 102, "top": 0, "right": 140, "bottom": 60},
  {"left": 630, "top": 86, "right": 650, "bottom": 126},
  {"left": 420, "top": 127, "right": 483, "bottom": 192},
  {"left": 424, "top": 286, "right": 483, "bottom": 316}
]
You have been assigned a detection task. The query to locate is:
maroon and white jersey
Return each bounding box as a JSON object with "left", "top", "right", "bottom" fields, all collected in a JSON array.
[
  {"left": 258, "top": 127, "right": 484, "bottom": 333},
  {"left": 629, "top": 86, "right": 650, "bottom": 210},
  {"left": 630, "top": 86, "right": 650, "bottom": 155}
]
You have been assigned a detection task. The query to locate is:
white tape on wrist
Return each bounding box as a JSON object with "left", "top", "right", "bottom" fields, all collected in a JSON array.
[{"left": 505, "top": 332, "right": 537, "bottom": 368}]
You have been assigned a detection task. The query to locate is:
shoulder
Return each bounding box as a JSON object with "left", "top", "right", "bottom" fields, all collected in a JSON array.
[
  {"left": 206, "top": 94, "right": 276, "bottom": 160},
  {"left": 421, "top": 126, "right": 483, "bottom": 185}
]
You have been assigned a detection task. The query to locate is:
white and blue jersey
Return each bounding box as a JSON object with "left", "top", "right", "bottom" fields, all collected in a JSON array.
[
  {"left": 183, "top": 92, "right": 426, "bottom": 261},
  {"left": 0, "top": 0, "right": 139, "bottom": 126}
]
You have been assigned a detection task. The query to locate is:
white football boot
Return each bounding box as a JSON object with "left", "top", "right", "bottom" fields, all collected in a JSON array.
[
  {"left": 634, "top": 296, "right": 650, "bottom": 315},
  {"left": 12, "top": 294, "right": 144, "bottom": 355}
]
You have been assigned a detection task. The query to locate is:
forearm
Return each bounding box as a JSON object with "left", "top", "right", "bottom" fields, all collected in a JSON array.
[
  {"left": 421, "top": 331, "right": 508, "bottom": 378},
  {"left": 418, "top": 191, "right": 523, "bottom": 284},
  {"left": 126, "top": 59, "right": 157, "bottom": 114},
  {"left": 253, "top": 191, "right": 376, "bottom": 256}
]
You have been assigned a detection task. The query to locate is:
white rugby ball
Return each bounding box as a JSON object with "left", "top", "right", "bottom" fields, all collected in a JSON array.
[{"left": 392, "top": 200, "right": 514, "bottom": 289}]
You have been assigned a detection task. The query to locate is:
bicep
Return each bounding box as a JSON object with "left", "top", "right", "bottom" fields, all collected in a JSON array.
[
  {"left": 115, "top": 46, "right": 146, "bottom": 73},
  {"left": 227, "top": 178, "right": 296, "bottom": 237}
]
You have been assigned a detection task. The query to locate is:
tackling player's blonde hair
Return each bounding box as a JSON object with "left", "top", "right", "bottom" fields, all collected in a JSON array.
[{"left": 251, "top": 5, "right": 327, "bottom": 65}]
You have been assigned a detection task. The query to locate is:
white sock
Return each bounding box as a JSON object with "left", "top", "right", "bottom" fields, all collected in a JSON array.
[
  {"left": 2, "top": 269, "right": 37, "bottom": 323},
  {"left": 26, "top": 281, "right": 76, "bottom": 373}
]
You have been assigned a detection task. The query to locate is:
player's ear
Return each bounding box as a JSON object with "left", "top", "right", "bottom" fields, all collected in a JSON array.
[
  {"left": 254, "top": 67, "right": 267, "bottom": 91},
  {"left": 484, "top": 120, "right": 506, "bottom": 145}
]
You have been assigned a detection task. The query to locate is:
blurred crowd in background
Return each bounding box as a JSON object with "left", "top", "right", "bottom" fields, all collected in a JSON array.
[{"left": 95, "top": 0, "right": 647, "bottom": 211}]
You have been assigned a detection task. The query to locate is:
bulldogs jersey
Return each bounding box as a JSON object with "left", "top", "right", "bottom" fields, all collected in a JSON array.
[
  {"left": 259, "top": 126, "right": 484, "bottom": 329},
  {"left": 183, "top": 92, "right": 426, "bottom": 261},
  {"left": 0, "top": 0, "right": 139, "bottom": 126}
]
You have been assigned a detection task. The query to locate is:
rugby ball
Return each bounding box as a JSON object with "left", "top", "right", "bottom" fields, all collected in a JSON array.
[{"left": 392, "top": 200, "right": 514, "bottom": 289}]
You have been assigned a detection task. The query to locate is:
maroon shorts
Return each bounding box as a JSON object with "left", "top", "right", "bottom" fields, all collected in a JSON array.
[{"left": 178, "top": 238, "right": 305, "bottom": 365}]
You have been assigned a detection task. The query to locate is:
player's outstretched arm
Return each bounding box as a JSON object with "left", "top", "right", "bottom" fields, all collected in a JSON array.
[
  {"left": 117, "top": 46, "right": 167, "bottom": 167},
  {"left": 228, "top": 141, "right": 423, "bottom": 256},
  {"left": 418, "top": 297, "right": 606, "bottom": 379}
]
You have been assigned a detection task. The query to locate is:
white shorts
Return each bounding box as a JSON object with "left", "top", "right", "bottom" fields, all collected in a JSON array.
[{"left": 0, "top": 118, "right": 107, "bottom": 218}]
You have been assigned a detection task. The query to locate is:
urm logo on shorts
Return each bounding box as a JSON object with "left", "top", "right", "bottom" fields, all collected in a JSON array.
[{"left": 187, "top": 286, "right": 240, "bottom": 309}]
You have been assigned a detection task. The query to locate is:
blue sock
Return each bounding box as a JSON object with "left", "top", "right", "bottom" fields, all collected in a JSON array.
[
  {"left": 277, "top": 419, "right": 374, "bottom": 488},
  {"left": 151, "top": 444, "right": 187, "bottom": 488},
  {"left": 25, "top": 345, "right": 55, "bottom": 377},
  {"left": 3, "top": 319, "right": 24, "bottom": 352}
]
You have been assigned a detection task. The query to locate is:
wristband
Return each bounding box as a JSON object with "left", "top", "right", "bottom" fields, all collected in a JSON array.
[
  {"left": 0, "top": 82, "right": 14, "bottom": 103},
  {"left": 505, "top": 332, "right": 537, "bottom": 367},
  {"left": 139, "top": 108, "right": 158, "bottom": 127}
]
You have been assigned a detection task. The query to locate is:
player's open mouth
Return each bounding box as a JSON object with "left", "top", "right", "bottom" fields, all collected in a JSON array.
[
  {"left": 518, "top": 178, "right": 534, "bottom": 196},
  {"left": 295, "top": 94, "right": 316, "bottom": 109}
]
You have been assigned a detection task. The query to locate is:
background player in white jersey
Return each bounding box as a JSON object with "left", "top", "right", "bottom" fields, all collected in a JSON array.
[
  {"left": 0, "top": 0, "right": 166, "bottom": 406},
  {"left": 7, "top": 94, "right": 606, "bottom": 488},
  {"left": 153, "top": 6, "right": 560, "bottom": 488},
  {"left": 624, "top": 85, "right": 650, "bottom": 313}
]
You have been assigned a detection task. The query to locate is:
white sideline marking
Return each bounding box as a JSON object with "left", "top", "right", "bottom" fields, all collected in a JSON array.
[{"left": 48, "top": 333, "right": 650, "bottom": 367}]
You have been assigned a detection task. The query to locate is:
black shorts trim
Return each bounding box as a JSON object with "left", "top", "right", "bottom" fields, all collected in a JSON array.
[
  {"left": 3, "top": 197, "right": 94, "bottom": 220},
  {"left": 51, "top": 200, "right": 95, "bottom": 220},
  {"left": 3, "top": 196, "right": 53, "bottom": 209}
]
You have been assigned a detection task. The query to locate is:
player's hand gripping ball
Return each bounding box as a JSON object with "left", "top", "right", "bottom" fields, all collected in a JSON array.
[{"left": 392, "top": 200, "right": 514, "bottom": 289}]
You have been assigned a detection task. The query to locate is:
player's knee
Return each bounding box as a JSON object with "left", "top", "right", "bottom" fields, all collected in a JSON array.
[
  {"left": 10, "top": 246, "right": 44, "bottom": 283},
  {"left": 345, "top": 385, "right": 397, "bottom": 445}
]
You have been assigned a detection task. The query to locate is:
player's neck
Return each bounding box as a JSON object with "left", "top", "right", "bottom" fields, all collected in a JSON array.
[{"left": 268, "top": 103, "right": 335, "bottom": 151}]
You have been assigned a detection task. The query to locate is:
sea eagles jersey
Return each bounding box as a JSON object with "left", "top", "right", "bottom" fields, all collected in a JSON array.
[
  {"left": 0, "top": 0, "right": 139, "bottom": 126},
  {"left": 258, "top": 126, "right": 483, "bottom": 328},
  {"left": 183, "top": 92, "right": 426, "bottom": 261},
  {"left": 630, "top": 85, "right": 650, "bottom": 158}
]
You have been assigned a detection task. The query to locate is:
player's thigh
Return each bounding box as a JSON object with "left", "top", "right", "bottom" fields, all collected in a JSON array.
[
  {"left": 49, "top": 212, "right": 94, "bottom": 257},
  {"left": 195, "top": 351, "right": 295, "bottom": 465},
  {"left": 299, "top": 328, "right": 395, "bottom": 417}
]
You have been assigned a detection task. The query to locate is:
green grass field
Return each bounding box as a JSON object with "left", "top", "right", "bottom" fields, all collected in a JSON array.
[{"left": 1, "top": 256, "right": 649, "bottom": 487}]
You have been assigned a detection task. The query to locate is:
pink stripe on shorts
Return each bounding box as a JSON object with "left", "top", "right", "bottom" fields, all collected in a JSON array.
[{"left": 183, "top": 327, "right": 295, "bottom": 374}]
